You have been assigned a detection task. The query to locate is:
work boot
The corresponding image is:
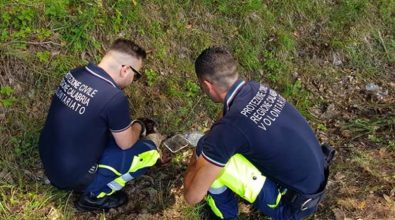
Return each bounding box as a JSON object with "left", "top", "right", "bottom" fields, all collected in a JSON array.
[{"left": 75, "top": 190, "right": 128, "bottom": 212}]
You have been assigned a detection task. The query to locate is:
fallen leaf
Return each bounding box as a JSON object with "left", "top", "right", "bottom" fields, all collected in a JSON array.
[
  {"left": 332, "top": 208, "right": 346, "bottom": 220},
  {"left": 383, "top": 194, "right": 393, "bottom": 204}
]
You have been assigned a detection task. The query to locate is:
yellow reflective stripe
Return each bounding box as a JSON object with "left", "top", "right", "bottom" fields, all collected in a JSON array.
[
  {"left": 95, "top": 150, "right": 159, "bottom": 199},
  {"left": 210, "top": 177, "right": 225, "bottom": 189},
  {"left": 98, "top": 164, "right": 122, "bottom": 176},
  {"left": 129, "top": 150, "right": 160, "bottom": 173},
  {"left": 107, "top": 177, "right": 125, "bottom": 191},
  {"left": 206, "top": 195, "right": 224, "bottom": 219},
  {"left": 97, "top": 189, "right": 116, "bottom": 198},
  {"left": 114, "top": 176, "right": 126, "bottom": 187},
  {"left": 97, "top": 192, "right": 106, "bottom": 198},
  {"left": 213, "top": 154, "right": 265, "bottom": 203},
  {"left": 267, "top": 189, "right": 285, "bottom": 208}
]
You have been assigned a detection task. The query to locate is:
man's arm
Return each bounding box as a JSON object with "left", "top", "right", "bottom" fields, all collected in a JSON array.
[
  {"left": 183, "top": 152, "right": 223, "bottom": 205},
  {"left": 111, "top": 122, "right": 142, "bottom": 150}
]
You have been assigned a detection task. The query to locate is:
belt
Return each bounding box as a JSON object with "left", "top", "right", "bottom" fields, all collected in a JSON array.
[
  {"left": 283, "top": 144, "right": 335, "bottom": 211},
  {"left": 283, "top": 186, "right": 326, "bottom": 211}
]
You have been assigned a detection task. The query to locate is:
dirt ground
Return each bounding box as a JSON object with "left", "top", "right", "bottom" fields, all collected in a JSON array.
[{"left": 1, "top": 1, "right": 394, "bottom": 219}]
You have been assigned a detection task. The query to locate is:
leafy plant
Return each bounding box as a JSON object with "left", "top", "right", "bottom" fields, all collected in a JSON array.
[
  {"left": 36, "top": 51, "right": 51, "bottom": 63},
  {"left": 185, "top": 80, "right": 200, "bottom": 98},
  {"left": 145, "top": 69, "right": 159, "bottom": 87},
  {"left": 0, "top": 86, "right": 16, "bottom": 107}
]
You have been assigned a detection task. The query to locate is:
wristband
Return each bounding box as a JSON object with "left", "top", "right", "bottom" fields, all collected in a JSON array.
[{"left": 131, "top": 120, "right": 146, "bottom": 137}]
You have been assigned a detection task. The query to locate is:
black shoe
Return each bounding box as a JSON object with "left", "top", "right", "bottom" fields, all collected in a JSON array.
[{"left": 75, "top": 191, "right": 128, "bottom": 212}]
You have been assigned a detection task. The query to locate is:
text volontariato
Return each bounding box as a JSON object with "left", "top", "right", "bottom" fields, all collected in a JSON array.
[
  {"left": 55, "top": 72, "right": 98, "bottom": 115},
  {"left": 240, "top": 85, "right": 286, "bottom": 131}
]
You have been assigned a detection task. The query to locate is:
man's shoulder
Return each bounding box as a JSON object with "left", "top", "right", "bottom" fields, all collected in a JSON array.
[
  {"left": 211, "top": 117, "right": 245, "bottom": 139},
  {"left": 70, "top": 65, "right": 86, "bottom": 72},
  {"left": 72, "top": 65, "right": 121, "bottom": 93}
]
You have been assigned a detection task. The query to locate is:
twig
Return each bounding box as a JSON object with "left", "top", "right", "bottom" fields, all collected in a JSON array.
[
  {"left": 377, "top": 30, "right": 389, "bottom": 60},
  {"left": 179, "top": 96, "right": 203, "bottom": 131},
  {"left": 4, "top": 41, "right": 62, "bottom": 47}
]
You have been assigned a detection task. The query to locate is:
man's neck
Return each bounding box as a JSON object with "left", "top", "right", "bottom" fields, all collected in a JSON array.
[
  {"left": 222, "top": 78, "right": 240, "bottom": 103},
  {"left": 98, "top": 57, "right": 120, "bottom": 86}
]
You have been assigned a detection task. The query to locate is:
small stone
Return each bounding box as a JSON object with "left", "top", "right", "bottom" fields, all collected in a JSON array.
[
  {"left": 365, "top": 83, "right": 381, "bottom": 94},
  {"left": 341, "top": 130, "right": 352, "bottom": 138},
  {"left": 292, "top": 71, "right": 299, "bottom": 80},
  {"left": 44, "top": 176, "right": 51, "bottom": 185},
  {"left": 47, "top": 207, "right": 63, "bottom": 220},
  {"left": 332, "top": 208, "right": 346, "bottom": 220},
  {"left": 332, "top": 53, "right": 343, "bottom": 66}
]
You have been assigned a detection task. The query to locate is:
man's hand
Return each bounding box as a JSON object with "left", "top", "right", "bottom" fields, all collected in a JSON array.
[
  {"left": 131, "top": 119, "right": 146, "bottom": 136},
  {"left": 137, "top": 117, "right": 158, "bottom": 136},
  {"left": 183, "top": 153, "right": 223, "bottom": 205},
  {"left": 111, "top": 118, "right": 157, "bottom": 150}
]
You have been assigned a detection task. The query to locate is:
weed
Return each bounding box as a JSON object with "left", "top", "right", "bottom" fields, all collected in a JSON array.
[
  {"left": 388, "top": 141, "right": 395, "bottom": 152},
  {"left": 184, "top": 80, "right": 200, "bottom": 98},
  {"left": 316, "top": 123, "right": 328, "bottom": 132},
  {"left": 36, "top": 51, "right": 51, "bottom": 63},
  {"left": 0, "top": 86, "right": 16, "bottom": 108},
  {"left": 145, "top": 69, "right": 160, "bottom": 87},
  {"left": 282, "top": 79, "right": 312, "bottom": 118},
  {"left": 181, "top": 202, "right": 205, "bottom": 220},
  {"left": 0, "top": 0, "right": 394, "bottom": 219},
  {"left": 0, "top": 182, "right": 73, "bottom": 219},
  {"left": 329, "top": 0, "right": 369, "bottom": 31},
  {"left": 343, "top": 117, "right": 395, "bottom": 147}
]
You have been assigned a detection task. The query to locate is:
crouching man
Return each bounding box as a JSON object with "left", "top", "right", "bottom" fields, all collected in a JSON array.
[
  {"left": 39, "top": 39, "right": 162, "bottom": 211},
  {"left": 183, "top": 46, "right": 334, "bottom": 219}
]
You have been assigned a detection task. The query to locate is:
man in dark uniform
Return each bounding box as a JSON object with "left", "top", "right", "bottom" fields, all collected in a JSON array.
[
  {"left": 183, "top": 46, "right": 333, "bottom": 219},
  {"left": 39, "top": 39, "right": 162, "bottom": 211}
]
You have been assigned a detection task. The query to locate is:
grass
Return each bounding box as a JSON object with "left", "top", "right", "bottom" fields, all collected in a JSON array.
[{"left": 0, "top": 0, "right": 394, "bottom": 219}]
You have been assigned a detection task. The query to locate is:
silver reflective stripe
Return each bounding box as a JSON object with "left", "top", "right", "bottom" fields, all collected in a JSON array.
[
  {"left": 85, "top": 67, "right": 116, "bottom": 87},
  {"left": 122, "top": 173, "right": 134, "bottom": 182},
  {"left": 226, "top": 80, "right": 246, "bottom": 111},
  {"left": 208, "top": 186, "right": 227, "bottom": 195},
  {"left": 107, "top": 180, "right": 123, "bottom": 190}
]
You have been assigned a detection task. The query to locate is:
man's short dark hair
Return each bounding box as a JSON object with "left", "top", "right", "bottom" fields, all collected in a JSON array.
[
  {"left": 195, "top": 46, "right": 238, "bottom": 88},
  {"left": 109, "top": 38, "right": 146, "bottom": 59}
]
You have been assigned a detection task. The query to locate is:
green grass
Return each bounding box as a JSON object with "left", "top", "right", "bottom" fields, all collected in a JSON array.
[
  {"left": 0, "top": 0, "right": 394, "bottom": 219},
  {"left": 343, "top": 116, "right": 395, "bottom": 146},
  {"left": 181, "top": 202, "right": 205, "bottom": 220}
]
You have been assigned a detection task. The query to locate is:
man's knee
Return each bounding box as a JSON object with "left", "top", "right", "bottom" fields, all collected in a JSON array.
[
  {"left": 206, "top": 188, "right": 238, "bottom": 219},
  {"left": 140, "top": 139, "right": 157, "bottom": 150}
]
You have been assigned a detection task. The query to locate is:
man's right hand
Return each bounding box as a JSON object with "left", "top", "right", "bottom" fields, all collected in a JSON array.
[
  {"left": 131, "top": 119, "right": 146, "bottom": 137},
  {"left": 136, "top": 117, "right": 158, "bottom": 136}
]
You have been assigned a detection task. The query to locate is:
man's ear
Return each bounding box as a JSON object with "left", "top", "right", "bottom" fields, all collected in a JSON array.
[
  {"left": 202, "top": 79, "right": 214, "bottom": 91},
  {"left": 119, "top": 66, "right": 128, "bottom": 78}
]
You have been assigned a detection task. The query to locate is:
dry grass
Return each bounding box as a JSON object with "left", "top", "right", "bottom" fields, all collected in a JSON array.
[{"left": 1, "top": 0, "right": 394, "bottom": 219}]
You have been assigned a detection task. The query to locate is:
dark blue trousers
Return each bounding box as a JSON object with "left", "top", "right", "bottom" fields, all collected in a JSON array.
[
  {"left": 84, "top": 139, "right": 158, "bottom": 196},
  {"left": 208, "top": 178, "right": 318, "bottom": 220}
]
